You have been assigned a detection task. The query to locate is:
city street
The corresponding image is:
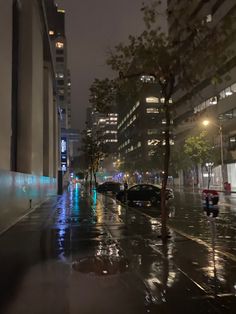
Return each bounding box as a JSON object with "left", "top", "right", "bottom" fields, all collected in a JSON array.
[{"left": 0, "top": 185, "right": 236, "bottom": 314}]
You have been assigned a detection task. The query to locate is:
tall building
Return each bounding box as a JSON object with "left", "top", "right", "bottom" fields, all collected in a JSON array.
[
  {"left": 46, "top": 1, "right": 72, "bottom": 174},
  {"left": 117, "top": 81, "right": 171, "bottom": 177},
  {"left": 0, "top": 0, "right": 58, "bottom": 232},
  {"left": 85, "top": 106, "right": 118, "bottom": 174},
  {"left": 169, "top": 0, "right": 236, "bottom": 188}
]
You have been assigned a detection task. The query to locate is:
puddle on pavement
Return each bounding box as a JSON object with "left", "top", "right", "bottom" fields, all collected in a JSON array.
[{"left": 72, "top": 256, "right": 129, "bottom": 276}]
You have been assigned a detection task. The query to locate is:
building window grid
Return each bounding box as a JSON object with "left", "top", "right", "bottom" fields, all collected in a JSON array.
[
  {"left": 118, "top": 101, "right": 140, "bottom": 129},
  {"left": 219, "top": 108, "right": 236, "bottom": 121},
  {"left": 229, "top": 135, "right": 236, "bottom": 150},
  {"left": 194, "top": 82, "right": 236, "bottom": 114}
]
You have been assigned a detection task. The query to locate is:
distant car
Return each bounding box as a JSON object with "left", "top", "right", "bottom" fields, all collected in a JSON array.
[
  {"left": 116, "top": 184, "right": 174, "bottom": 206},
  {"left": 97, "top": 181, "right": 122, "bottom": 194}
]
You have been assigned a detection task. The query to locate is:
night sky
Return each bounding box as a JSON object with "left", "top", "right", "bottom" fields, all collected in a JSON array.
[{"left": 56, "top": 0, "right": 146, "bottom": 131}]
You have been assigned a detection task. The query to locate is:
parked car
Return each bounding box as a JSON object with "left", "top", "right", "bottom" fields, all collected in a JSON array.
[
  {"left": 116, "top": 184, "right": 174, "bottom": 206},
  {"left": 97, "top": 181, "right": 122, "bottom": 194}
]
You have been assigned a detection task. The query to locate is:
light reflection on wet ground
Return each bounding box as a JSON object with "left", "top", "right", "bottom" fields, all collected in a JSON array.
[
  {"left": 167, "top": 191, "right": 236, "bottom": 257},
  {"left": 0, "top": 185, "right": 236, "bottom": 313}
]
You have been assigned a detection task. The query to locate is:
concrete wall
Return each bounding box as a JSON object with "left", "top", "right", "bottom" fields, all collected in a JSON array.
[
  {"left": 17, "top": 0, "right": 44, "bottom": 175},
  {"left": 0, "top": 1, "right": 13, "bottom": 170},
  {"left": 43, "top": 63, "right": 55, "bottom": 177},
  {"left": 0, "top": 1, "right": 59, "bottom": 232},
  {"left": 31, "top": 0, "right": 44, "bottom": 175},
  {"left": 0, "top": 170, "right": 56, "bottom": 234}
]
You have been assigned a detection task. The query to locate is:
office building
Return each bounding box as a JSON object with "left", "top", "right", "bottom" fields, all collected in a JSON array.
[{"left": 169, "top": 0, "right": 236, "bottom": 188}]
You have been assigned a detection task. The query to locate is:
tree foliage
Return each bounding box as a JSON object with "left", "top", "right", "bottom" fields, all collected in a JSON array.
[
  {"left": 89, "top": 78, "right": 117, "bottom": 113},
  {"left": 81, "top": 129, "right": 104, "bottom": 185},
  {"left": 184, "top": 131, "right": 214, "bottom": 166}
]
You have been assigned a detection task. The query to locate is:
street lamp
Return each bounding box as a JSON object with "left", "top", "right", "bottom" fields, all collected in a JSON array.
[{"left": 202, "top": 119, "right": 224, "bottom": 186}]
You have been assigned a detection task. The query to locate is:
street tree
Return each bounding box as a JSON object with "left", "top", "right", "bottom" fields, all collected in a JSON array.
[
  {"left": 81, "top": 129, "right": 104, "bottom": 189},
  {"left": 90, "top": 1, "right": 234, "bottom": 240},
  {"left": 184, "top": 131, "right": 217, "bottom": 189},
  {"left": 89, "top": 78, "right": 117, "bottom": 113}
]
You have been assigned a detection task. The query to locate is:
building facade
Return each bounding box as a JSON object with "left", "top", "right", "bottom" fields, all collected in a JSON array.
[
  {"left": 117, "top": 81, "right": 170, "bottom": 182},
  {"left": 0, "top": 0, "right": 58, "bottom": 232},
  {"left": 85, "top": 106, "right": 118, "bottom": 176},
  {"left": 169, "top": 0, "right": 236, "bottom": 188},
  {"left": 45, "top": 1, "right": 73, "bottom": 189}
]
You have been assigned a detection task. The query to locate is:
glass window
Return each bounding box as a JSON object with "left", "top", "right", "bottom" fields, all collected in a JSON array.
[
  {"left": 229, "top": 135, "right": 236, "bottom": 150},
  {"left": 148, "top": 129, "right": 158, "bottom": 135},
  {"left": 148, "top": 139, "right": 160, "bottom": 146},
  {"left": 146, "top": 108, "right": 159, "bottom": 114},
  {"left": 231, "top": 83, "right": 236, "bottom": 93},
  {"left": 56, "top": 41, "right": 64, "bottom": 49},
  {"left": 225, "top": 111, "right": 233, "bottom": 119},
  {"left": 56, "top": 73, "right": 64, "bottom": 79},
  {"left": 146, "top": 97, "right": 159, "bottom": 103},
  {"left": 56, "top": 49, "right": 64, "bottom": 55},
  {"left": 57, "top": 80, "right": 64, "bottom": 86},
  {"left": 56, "top": 57, "right": 64, "bottom": 63},
  {"left": 225, "top": 87, "right": 233, "bottom": 96},
  {"left": 130, "top": 185, "right": 141, "bottom": 191}
]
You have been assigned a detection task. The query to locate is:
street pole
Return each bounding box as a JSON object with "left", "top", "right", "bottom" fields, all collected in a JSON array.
[
  {"left": 219, "top": 125, "right": 224, "bottom": 186},
  {"left": 202, "top": 120, "right": 224, "bottom": 188}
]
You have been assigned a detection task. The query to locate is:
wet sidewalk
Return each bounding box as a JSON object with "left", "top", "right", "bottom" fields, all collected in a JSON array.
[{"left": 0, "top": 185, "right": 236, "bottom": 313}]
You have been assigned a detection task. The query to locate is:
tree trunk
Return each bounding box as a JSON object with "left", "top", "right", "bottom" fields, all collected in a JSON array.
[
  {"left": 89, "top": 168, "right": 93, "bottom": 192},
  {"left": 201, "top": 165, "right": 204, "bottom": 189},
  {"left": 93, "top": 170, "right": 97, "bottom": 187},
  {"left": 161, "top": 101, "right": 171, "bottom": 241},
  {"left": 160, "top": 76, "right": 174, "bottom": 242}
]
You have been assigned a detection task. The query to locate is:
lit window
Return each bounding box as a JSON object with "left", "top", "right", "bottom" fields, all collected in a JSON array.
[
  {"left": 148, "top": 139, "right": 160, "bottom": 146},
  {"left": 162, "top": 139, "right": 174, "bottom": 145},
  {"left": 56, "top": 41, "right": 64, "bottom": 49},
  {"left": 209, "top": 97, "right": 217, "bottom": 105},
  {"left": 148, "top": 150, "right": 155, "bottom": 156},
  {"left": 140, "top": 75, "right": 155, "bottom": 83},
  {"left": 225, "top": 87, "right": 233, "bottom": 96},
  {"left": 146, "top": 108, "right": 159, "bottom": 114},
  {"left": 98, "top": 119, "right": 106, "bottom": 123},
  {"left": 56, "top": 73, "right": 64, "bottom": 79},
  {"left": 231, "top": 83, "right": 236, "bottom": 93},
  {"left": 206, "top": 14, "right": 212, "bottom": 23},
  {"left": 57, "top": 9, "right": 65, "bottom": 13},
  {"left": 229, "top": 135, "right": 236, "bottom": 150},
  {"left": 146, "top": 97, "right": 159, "bottom": 103}
]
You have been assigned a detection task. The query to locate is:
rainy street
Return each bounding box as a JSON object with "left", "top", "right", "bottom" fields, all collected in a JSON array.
[{"left": 0, "top": 185, "right": 236, "bottom": 314}]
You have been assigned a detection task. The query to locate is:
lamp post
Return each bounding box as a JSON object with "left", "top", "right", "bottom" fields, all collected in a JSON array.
[{"left": 202, "top": 120, "right": 224, "bottom": 186}]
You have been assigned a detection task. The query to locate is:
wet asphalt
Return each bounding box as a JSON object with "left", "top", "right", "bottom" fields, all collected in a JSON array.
[{"left": 0, "top": 184, "right": 236, "bottom": 314}]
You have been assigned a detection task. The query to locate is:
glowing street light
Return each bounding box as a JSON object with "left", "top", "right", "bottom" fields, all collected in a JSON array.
[{"left": 202, "top": 120, "right": 210, "bottom": 126}]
